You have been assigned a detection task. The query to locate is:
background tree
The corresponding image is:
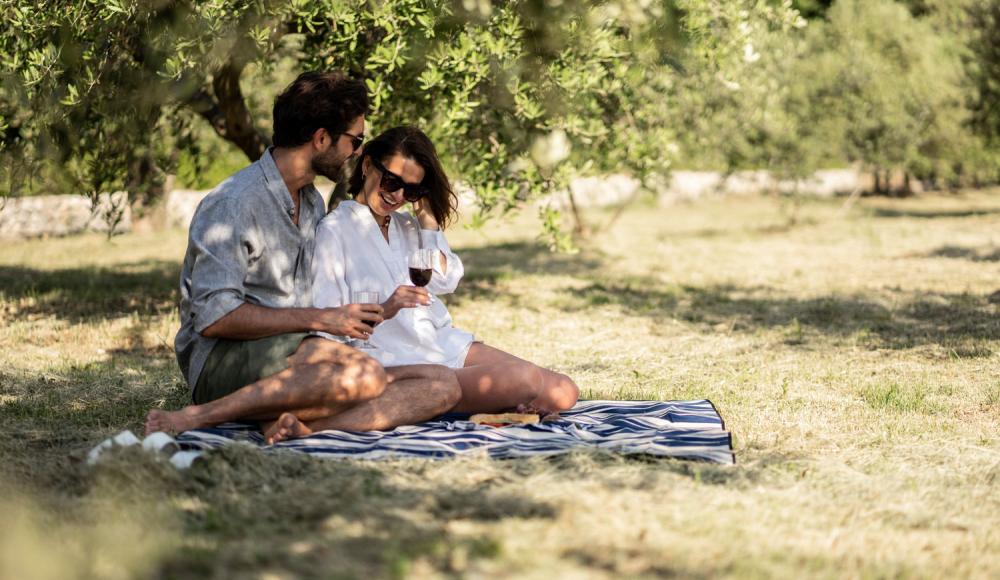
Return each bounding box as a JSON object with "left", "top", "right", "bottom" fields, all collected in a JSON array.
[
  {"left": 1, "top": 0, "right": 997, "bottom": 246},
  {"left": 672, "top": 0, "right": 997, "bottom": 198},
  {"left": 0, "top": 0, "right": 806, "bottom": 247},
  {"left": 967, "top": 1, "right": 1000, "bottom": 159}
]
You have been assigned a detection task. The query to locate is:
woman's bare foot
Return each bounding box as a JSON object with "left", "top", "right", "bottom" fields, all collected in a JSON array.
[
  {"left": 516, "top": 403, "right": 558, "bottom": 420},
  {"left": 263, "top": 412, "right": 314, "bottom": 445},
  {"left": 144, "top": 408, "right": 201, "bottom": 436}
]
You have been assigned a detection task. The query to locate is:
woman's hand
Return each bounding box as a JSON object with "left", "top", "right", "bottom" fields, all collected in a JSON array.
[
  {"left": 412, "top": 198, "right": 439, "bottom": 231},
  {"left": 381, "top": 285, "right": 430, "bottom": 319}
]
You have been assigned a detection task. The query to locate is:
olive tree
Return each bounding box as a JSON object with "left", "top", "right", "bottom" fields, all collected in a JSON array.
[{"left": 0, "top": 0, "right": 802, "bottom": 245}]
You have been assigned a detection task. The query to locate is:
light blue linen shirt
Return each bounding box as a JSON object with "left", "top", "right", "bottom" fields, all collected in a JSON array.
[{"left": 174, "top": 149, "right": 325, "bottom": 390}]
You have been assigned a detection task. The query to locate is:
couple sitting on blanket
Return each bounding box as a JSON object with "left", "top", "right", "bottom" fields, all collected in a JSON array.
[{"left": 145, "top": 71, "right": 579, "bottom": 443}]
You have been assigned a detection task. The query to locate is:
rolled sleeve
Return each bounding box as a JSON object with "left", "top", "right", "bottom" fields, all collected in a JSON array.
[
  {"left": 421, "top": 229, "right": 463, "bottom": 294},
  {"left": 187, "top": 199, "right": 250, "bottom": 333}
]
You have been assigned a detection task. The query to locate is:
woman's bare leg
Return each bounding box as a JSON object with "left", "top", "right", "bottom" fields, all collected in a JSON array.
[{"left": 449, "top": 343, "right": 579, "bottom": 414}]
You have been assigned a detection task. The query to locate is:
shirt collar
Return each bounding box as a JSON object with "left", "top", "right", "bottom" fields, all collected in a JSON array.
[
  {"left": 343, "top": 199, "right": 369, "bottom": 219},
  {"left": 259, "top": 148, "right": 297, "bottom": 218}
]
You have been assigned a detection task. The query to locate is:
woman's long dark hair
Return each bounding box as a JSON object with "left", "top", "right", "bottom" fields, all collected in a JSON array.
[{"left": 348, "top": 126, "right": 458, "bottom": 228}]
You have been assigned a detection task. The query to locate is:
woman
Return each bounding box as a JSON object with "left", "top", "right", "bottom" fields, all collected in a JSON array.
[{"left": 313, "top": 126, "right": 579, "bottom": 418}]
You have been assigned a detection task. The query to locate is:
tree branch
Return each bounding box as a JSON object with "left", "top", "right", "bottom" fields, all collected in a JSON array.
[
  {"left": 210, "top": 56, "right": 270, "bottom": 161},
  {"left": 182, "top": 58, "right": 270, "bottom": 162}
]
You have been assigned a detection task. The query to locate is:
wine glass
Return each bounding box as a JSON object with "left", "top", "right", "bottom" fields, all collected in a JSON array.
[
  {"left": 407, "top": 249, "right": 436, "bottom": 288},
  {"left": 350, "top": 290, "right": 380, "bottom": 349}
]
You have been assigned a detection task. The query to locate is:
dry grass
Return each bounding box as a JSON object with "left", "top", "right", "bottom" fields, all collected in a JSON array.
[{"left": 1, "top": 191, "right": 998, "bottom": 578}]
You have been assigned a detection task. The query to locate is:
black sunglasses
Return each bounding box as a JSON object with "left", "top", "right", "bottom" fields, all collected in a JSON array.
[
  {"left": 339, "top": 130, "right": 365, "bottom": 151},
  {"left": 370, "top": 156, "right": 429, "bottom": 202}
]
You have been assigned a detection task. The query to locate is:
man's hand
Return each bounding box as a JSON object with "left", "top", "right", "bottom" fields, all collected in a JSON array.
[
  {"left": 381, "top": 285, "right": 430, "bottom": 319},
  {"left": 312, "top": 303, "right": 384, "bottom": 340}
]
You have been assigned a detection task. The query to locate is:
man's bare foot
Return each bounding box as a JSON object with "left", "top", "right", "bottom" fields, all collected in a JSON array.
[
  {"left": 144, "top": 408, "right": 201, "bottom": 436},
  {"left": 263, "top": 412, "right": 314, "bottom": 445}
]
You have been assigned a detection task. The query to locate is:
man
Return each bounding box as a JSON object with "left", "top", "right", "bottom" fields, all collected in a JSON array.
[{"left": 145, "top": 71, "right": 461, "bottom": 442}]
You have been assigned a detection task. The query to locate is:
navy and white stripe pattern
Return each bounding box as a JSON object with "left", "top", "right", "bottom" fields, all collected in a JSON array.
[{"left": 175, "top": 399, "right": 735, "bottom": 464}]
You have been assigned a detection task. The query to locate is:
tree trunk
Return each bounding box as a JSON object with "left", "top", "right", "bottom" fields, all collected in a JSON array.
[
  {"left": 185, "top": 55, "right": 270, "bottom": 162},
  {"left": 212, "top": 59, "right": 269, "bottom": 161},
  {"left": 600, "top": 183, "right": 644, "bottom": 233},
  {"left": 567, "top": 189, "right": 589, "bottom": 238}
]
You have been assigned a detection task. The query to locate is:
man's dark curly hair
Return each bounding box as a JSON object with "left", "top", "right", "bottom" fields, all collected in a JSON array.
[{"left": 272, "top": 71, "right": 369, "bottom": 148}]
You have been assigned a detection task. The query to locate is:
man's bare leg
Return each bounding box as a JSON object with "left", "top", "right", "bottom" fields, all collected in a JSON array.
[
  {"left": 264, "top": 364, "right": 461, "bottom": 443},
  {"left": 449, "top": 343, "right": 579, "bottom": 414},
  {"left": 144, "top": 338, "right": 385, "bottom": 435}
]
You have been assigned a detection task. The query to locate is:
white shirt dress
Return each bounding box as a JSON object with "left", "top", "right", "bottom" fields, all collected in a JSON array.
[{"left": 312, "top": 200, "right": 475, "bottom": 368}]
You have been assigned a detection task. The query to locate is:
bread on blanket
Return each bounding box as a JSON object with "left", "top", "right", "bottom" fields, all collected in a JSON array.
[{"left": 469, "top": 413, "right": 540, "bottom": 426}]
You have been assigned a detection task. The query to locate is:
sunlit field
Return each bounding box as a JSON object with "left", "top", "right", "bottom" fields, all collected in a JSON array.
[{"left": 1, "top": 191, "right": 998, "bottom": 578}]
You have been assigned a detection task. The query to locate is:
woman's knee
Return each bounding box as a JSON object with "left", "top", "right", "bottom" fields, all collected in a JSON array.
[
  {"left": 540, "top": 373, "right": 579, "bottom": 411},
  {"left": 520, "top": 363, "right": 546, "bottom": 395}
]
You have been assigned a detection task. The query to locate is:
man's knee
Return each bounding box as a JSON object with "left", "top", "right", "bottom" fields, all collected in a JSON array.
[
  {"left": 309, "top": 356, "right": 385, "bottom": 403},
  {"left": 352, "top": 357, "right": 387, "bottom": 401},
  {"left": 420, "top": 365, "right": 462, "bottom": 411},
  {"left": 437, "top": 373, "right": 463, "bottom": 411}
]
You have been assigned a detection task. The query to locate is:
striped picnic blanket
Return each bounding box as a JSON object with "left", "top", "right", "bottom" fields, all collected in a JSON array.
[{"left": 175, "top": 399, "right": 735, "bottom": 464}]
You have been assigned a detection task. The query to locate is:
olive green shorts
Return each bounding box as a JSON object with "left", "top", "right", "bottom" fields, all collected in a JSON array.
[{"left": 193, "top": 333, "right": 310, "bottom": 405}]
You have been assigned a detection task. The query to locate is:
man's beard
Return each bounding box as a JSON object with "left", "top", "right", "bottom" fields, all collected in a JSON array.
[{"left": 311, "top": 149, "right": 349, "bottom": 181}]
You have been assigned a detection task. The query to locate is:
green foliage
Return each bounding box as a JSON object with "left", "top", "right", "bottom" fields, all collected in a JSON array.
[
  {"left": 968, "top": 0, "right": 1000, "bottom": 147},
  {"left": 0, "top": 0, "right": 998, "bottom": 243},
  {"left": 672, "top": 0, "right": 823, "bottom": 178},
  {"left": 673, "top": 0, "right": 999, "bottom": 189},
  {"left": 816, "top": 0, "right": 974, "bottom": 183},
  {"left": 1, "top": 0, "right": 725, "bottom": 245}
]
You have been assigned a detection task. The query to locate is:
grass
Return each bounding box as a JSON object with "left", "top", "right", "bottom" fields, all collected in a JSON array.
[{"left": 1, "top": 190, "right": 999, "bottom": 578}]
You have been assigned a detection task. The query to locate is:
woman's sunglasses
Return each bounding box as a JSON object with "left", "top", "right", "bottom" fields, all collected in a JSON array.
[{"left": 371, "top": 157, "right": 429, "bottom": 202}]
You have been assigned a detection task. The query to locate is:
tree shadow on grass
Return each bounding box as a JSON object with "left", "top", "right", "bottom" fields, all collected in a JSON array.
[
  {"left": 84, "top": 444, "right": 557, "bottom": 578},
  {"left": 564, "top": 280, "right": 998, "bottom": 351},
  {"left": 913, "top": 245, "right": 1000, "bottom": 263},
  {"left": 0, "top": 336, "right": 187, "bottom": 491},
  {"left": 0, "top": 260, "right": 180, "bottom": 323},
  {"left": 447, "top": 240, "right": 997, "bottom": 352},
  {"left": 451, "top": 241, "right": 603, "bottom": 305},
  {"left": 459, "top": 241, "right": 603, "bottom": 275},
  {"left": 3, "top": 352, "right": 559, "bottom": 577},
  {"left": 654, "top": 218, "right": 821, "bottom": 241},
  {"left": 870, "top": 207, "right": 1000, "bottom": 219},
  {"left": 0, "top": 338, "right": 184, "bottom": 421}
]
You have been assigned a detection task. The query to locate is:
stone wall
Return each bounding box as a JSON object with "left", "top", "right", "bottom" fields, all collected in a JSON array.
[
  {"left": 657, "top": 168, "right": 868, "bottom": 206},
  {"left": 0, "top": 168, "right": 867, "bottom": 239},
  {"left": 546, "top": 167, "right": 867, "bottom": 210},
  {"left": 0, "top": 192, "right": 131, "bottom": 240},
  {"left": 164, "top": 184, "right": 337, "bottom": 230}
]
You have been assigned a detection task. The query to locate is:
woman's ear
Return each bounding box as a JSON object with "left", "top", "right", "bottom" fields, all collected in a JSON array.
[{"left": 361, "top": 156, "right": 371, "bottom": 179}]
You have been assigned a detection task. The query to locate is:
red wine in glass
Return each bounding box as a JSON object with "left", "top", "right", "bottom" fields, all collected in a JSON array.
[
  {"left": 408, "top": 249, "right": 436, "bottom": 288},
  {"left": 409, "top": 267, "right": 432, "bottom": 287}
]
